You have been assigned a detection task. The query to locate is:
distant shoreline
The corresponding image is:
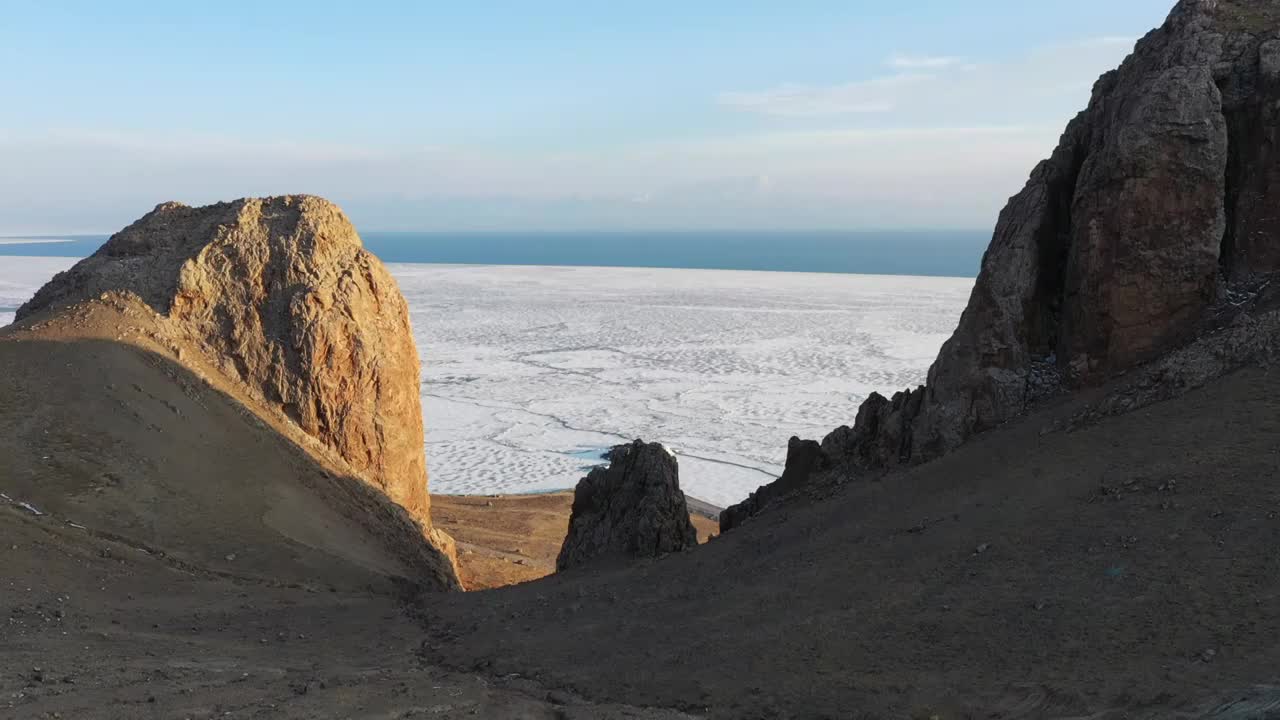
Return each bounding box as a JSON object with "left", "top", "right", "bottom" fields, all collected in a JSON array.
[
  {"left": 0, "top": 229, "right": 986, "bottom": 278},
  {"left": 0, "top": 238, "right": 75, "bottom": 246}
]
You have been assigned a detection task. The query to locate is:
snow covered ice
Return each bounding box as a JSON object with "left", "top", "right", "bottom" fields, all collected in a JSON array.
[
  {"left": 0, "top": 256, "right": 72, "bottom": 327},
  {"left": 394, "top": 264, "right": 970, "bottom": 506},
  {"left": 1, "top": 257, "right": 971, "bottom": 507}
]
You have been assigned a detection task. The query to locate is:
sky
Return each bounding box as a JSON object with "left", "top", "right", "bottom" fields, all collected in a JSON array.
[{"left": 1, "top": 0, "right": 1177, "bottom": 233}]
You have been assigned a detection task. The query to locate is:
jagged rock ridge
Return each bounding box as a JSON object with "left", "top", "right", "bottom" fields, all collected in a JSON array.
[
  {"left": 17, "top": 195, "right": 459, "bottom": 585},
  {"left": 557, "top": 440, "right": 698, "bottom": 571},
  {"left": 831, "top": 0, "right": 1280, "bottom": 469},
  {"left": 719, "top": 437, "right": 826, "bottom": 532},
  {"left": 722, "top": 0, "right": 1280, "bottom": 528}
]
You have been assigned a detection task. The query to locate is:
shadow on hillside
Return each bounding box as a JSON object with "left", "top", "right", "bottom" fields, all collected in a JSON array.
[
  {"left": 419, "top": 363, "right": 1280, "bottom": 717},
  {"left": 0, "top": 333, "right": 459, "bottom": 593}
]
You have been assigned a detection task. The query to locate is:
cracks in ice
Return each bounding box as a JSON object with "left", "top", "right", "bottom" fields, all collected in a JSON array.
[
  {"left": 408, "top": 265, "right": 971, "bottom": 502},
  {"left": 421, "top": 391, "right": 777, "bottom": 481}
]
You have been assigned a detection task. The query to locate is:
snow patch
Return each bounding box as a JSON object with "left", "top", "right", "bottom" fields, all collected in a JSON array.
[{"left": 2, "top": 492, "right": 45, "bottom": 516}]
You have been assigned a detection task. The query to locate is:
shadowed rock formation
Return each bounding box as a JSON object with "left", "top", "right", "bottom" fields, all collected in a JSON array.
[
  {"left": 822, "top": 1, "right": 1279, "bottom": 471},
  {"left": 557, "top": 440, "right": 698, "bottom": 571},
  {"left": 719, "top": 437, "right": 825, "bottom": 532},
  {"left": 16, "top": 195, "right": 459, "bottom": 586}
]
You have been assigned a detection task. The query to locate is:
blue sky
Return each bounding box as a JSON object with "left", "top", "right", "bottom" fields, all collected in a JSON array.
[{"left": 1, "top": 1, "right": 1175, "bottom": 233}]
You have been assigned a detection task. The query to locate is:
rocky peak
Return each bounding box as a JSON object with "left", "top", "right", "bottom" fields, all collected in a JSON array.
[
  {"left": 18, "top": 196, "right": 458, "bottom": 583},
  {"left": 721, "top": 1, "right": 1280, "bottom": 529},
  {"left": 821, "top": 0, "right": 1280, "bottom": 472},
  {"left": 557, "top": 440, "right": 698, "bottom": 571}
]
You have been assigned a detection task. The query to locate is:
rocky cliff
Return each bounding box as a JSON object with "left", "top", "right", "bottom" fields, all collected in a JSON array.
[
  {"left": 828, "top": 0, "right": 1280, "bottom": 468},
  {"left": 557, "top": 440, "right": 698, "bottom": 571},
  {"left": 721, "top": 0, "right": 1280, "bottom": 528},
  {"left": 17, "top": 196, "right": 459, "bottom": 584}
]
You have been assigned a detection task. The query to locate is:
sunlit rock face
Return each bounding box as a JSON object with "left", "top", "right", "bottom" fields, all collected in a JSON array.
[{"left": 18, "top": 195, "right": 460, "bottom": 588}]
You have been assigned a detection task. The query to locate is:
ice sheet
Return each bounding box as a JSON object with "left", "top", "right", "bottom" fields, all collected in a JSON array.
[
  {"left": 393, "top": 264, "right": 971, "bottom": 506},
  {"left": 0, "top": 256, "right": 75, "bottom": 326}
]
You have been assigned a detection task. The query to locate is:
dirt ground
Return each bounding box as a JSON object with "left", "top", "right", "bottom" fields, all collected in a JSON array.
[
  {"left": 420, "top": 366, "right": 1280, "bottom": 719},
  {"left": 5, "top": 297, "right": 1280, "bottom": 718},
  {"left": 0, "top": 297, "right": 696, "bottom": 718},
  {"left": 0, "top": 504, "right": 700, "bottom": 720},
  {"left": 434, "top": 492, "right": 719, "bottom": 590}
]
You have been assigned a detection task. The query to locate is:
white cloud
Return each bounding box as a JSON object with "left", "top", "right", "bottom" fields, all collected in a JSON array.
[
  {"left": 888, "top": 54, "right": 963, "bottom": 69},
  {"left": 717, "top": 74, "right": 929, "bottom": 117},
  {"left": 717, "top": 36, "right": 1134, "bottom": 122}
]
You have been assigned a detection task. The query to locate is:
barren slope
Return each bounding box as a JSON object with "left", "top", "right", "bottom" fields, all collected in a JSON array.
[
  {"left": 1, "top": 504, "right": 698, "bottom": 719},
  {"left": 7, "top": 296, "right": 1278, "bottom": 719},
  {"left": 0, "top": 295, "right": 454, "bottom": 589},
  {"left": 0, "top": 297, "right": 693, "bottom": 719},
  {"left": 421, "top": 365, "right": 1280, "bottom": 719}
]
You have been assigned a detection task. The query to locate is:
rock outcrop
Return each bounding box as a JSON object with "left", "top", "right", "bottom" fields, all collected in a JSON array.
[
  {"left": 17, "top": 196, "right": 459, "bottom": 586},
  {"left": 823, "top": 0, "right": 1280, "bottom": 469},
  {"left": 723, "top": 0, "right": 1280, "bottom": 530},
  {"left": 557, "top": 440, "right": 698, "bottom": 571},
  {"left": 719, "top": 437, "right": 825, "bottom": 532}
]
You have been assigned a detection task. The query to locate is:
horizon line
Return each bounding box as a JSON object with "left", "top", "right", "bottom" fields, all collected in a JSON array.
[{"left": 0, "top": 227, "right": 995, "bottom": 239}]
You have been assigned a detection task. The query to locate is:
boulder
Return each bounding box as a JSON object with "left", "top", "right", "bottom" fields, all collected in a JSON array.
[
  {"left": 17, "top": 196, "right": 458, "bottom": 585},
  {"left": 557, "top": 440, "right": 698, "bottom": 571}
]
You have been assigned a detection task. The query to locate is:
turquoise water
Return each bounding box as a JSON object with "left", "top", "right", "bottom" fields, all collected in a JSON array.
[{"left": 0, "top": 230, "right": 987, "bottom": 278}]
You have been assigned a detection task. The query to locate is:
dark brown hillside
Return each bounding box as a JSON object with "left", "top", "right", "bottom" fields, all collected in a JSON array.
[
  {"left": 0, "top": 295, "right": 689, "bottom": 718},
  {"left": 423, "top": 364, "right": 1280, "bottom": 719}
]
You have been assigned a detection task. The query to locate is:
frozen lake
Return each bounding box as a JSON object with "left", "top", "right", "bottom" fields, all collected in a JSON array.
[{"left": 0, "top": 257, "right": 972, "bottom": 506}]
